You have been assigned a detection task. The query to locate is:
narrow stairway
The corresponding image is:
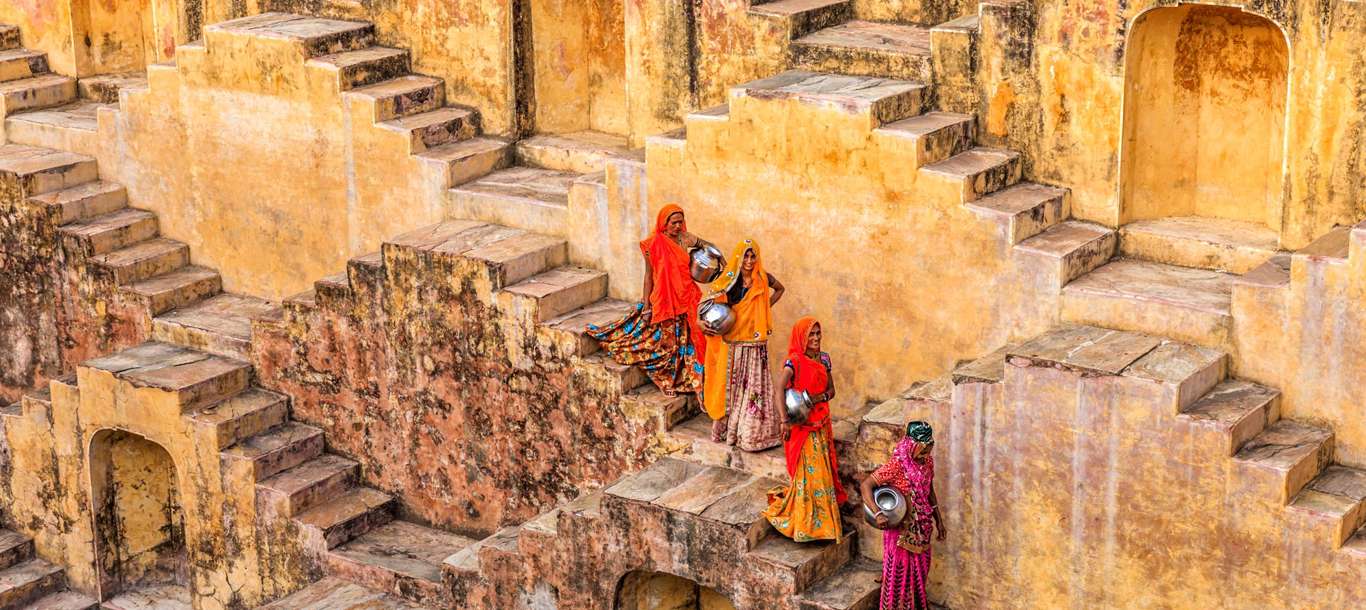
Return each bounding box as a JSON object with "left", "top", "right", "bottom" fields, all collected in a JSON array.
[{"left": 0, "top": 528, "right": 96, "bottom": 609}]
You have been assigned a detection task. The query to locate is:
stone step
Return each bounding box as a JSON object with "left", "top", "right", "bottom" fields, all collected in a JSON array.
[
  {"left": 99, "top": 583, "right": 191, "bottom": 610},
  {"left": 440, "top": 526, "right": 521, "bottom": 583},
  {"left": 388, "top": 220, "right": 569, "bottom": 288},
  {"left": 308, "top": 46, "right": 411, "bottom": 91},
  {"left": 1297, "top": 226, "right": 1351, "bottom": 262},
  {"left": 1007, "top": 325, "right": 1164, "bottom": 376},
  {"left": 324, "top": 520, "right": 474, "bottom": 605},
  {"left": 1288, "top": 465, "right": 1366, "bottom": 548},
  {"left": 0, "top": 531, "right": 31, "bottom": 571},
  {"left": 26, "top": 180, "right": 127, "bottom": 226},
  {"left": 501, "top": 266, "right": 609, "bottom": 323},
  {"left": 1119, "top": 216, "right": 1280, "bottom": 274},
  {"left": 1013, "top": 221, "right": 1117, "bottom": 284},
  {"left": 794, "top": 558, "right": 880, "bottom": 610},
  {"left": 514, "top": 130, "right": 638, "bottom": 174},
  {"left": 582, "top": 353, "right": 650, "bottom": 392},
  {"left": 58, "top": 208, "right": 158, "bottom": 256},
  {"left": 731, "top": 70, "right": 924, "bottom": 127},
  {"left": 0, "top": 144, "right": 96, "bottom": 194},
  {"left": 965, "top": 182, "right": 1069, "bottom": 244},
  {"left": 4, "top": 102, "right": 104, "bottom": 155},
  {"left": 921, "top": 146, "right": 1023, "bottom": 202},
  {"left": 75, "top": 73, "right": 147, "bottom": 104},
  {"left": 377, "top": 105, "right": 478, "bottom": 153},
  {"left": 26, "top": 590, "right": 98, "bottom": 610},
  {"left": 0, "top": 558, "right": 64, "bottom": 609},
  {"left": 0, "top": 73, "right": 75, "bottom": 116},
  {"left": 544, "top": 298, "right": 632, "bottom": 357},
  {"left": 750, "top": 0, "right": 853, "bottom": 39},
  {"left": 222, "top": 421, "right": 325, "bottom": 482},
  {"left": 876, "top": 111, "right": 973, "bottom": 168},
  {"left": 686, "top": 103, "right": 731, "bottom": 129},
  {"left": 258, "top": 454, "right": 361, "bottom": 519},
  {"left": 123, "top": 265, "right": 222, "bottom": 315},
  {"left": 627, "top": 385, "right": 698, "bottom": 433},
  {"left": 91, "top": 238, "right": 190, "bottom": 285},
  {"left": 749, "top": 531, "right": 855, "bottom": 595},
  {"left": 792, "top": 20, "right": 932, "bottom": 82},
  {"left": 0, "top": 26, "right": 18, "bottom": 51},
  {"left": 1179, "top": 380, "right": 1279, "bottom": 457},
  {"left": 1061, "top": 259, "right": 1234, "bottom": 351},
  {"left": 414, "top": 136, "right": 512, "bottom": 188},
  {"left": 1234, "top": 420, "right": 1334, "bottom": 505},
  {"left": 608, "top": 459, "right": 780, "bottom": 553},
  {"left": 297, "top": 487, "right": 396, "bottom": 551},
  {"left": 667, "top": 414, "right": 788, "bottom": 479},
  {"left": 152, "top": 292, "right": 276, "bottom": 361},
  {"left": 207, "top": 14, "right": 375, "bottom": 58},
  {"left": 83, "top": 342, "right": 251, "bottom": 412},
  {"left": 0, "top": 48, "right": 47, "bottom": 83},
  {"left": 189, "top": 387, "right": 289, "bottom": 448},
  {"left": 445, "top": 166, "right": 577, "bottom": 238},
  {"left": 261, "top": 576, "right": 429, "bottom": 609},
  {"left": 346, "top": 75, "right": 445, "bottom": 123}
]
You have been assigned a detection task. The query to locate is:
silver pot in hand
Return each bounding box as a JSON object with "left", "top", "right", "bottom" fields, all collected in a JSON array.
[
  {"left": 784, "top": 389, "right": 813, "bottom": 424},
  {"left": 698, "top": 300, "right": 736, "bottom": 335},
  {"left": 689, "top": 244, "right": 726, "bottom": 283},
  {"left": 862, "top": 486, "right": 908, "bottom": 529}
]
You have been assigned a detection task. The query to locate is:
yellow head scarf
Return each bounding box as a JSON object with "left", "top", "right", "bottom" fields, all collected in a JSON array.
[{"left": 703, "top": 239, "right": 774, "bottom": 420}]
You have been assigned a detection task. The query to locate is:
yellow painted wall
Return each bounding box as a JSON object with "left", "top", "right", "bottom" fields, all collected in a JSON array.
[
  {"left": 0, "top": 1, "right": 78, "bottom": 74},
  {"left": 1120, "top": 5, "right": 1287, "bottom": 229},
  {"left": 87, "top": 22, "right": 453, "bottom": 300}
]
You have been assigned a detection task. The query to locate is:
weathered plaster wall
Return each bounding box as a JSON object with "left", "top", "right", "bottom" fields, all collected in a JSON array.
[
  {"left": 90, "top": 20, "right": 453, "bottom": 301},
  {"left": 0, "top": 359, "right": 300, "bottom": 608},
  {"left": 0, "top": 1, "right": 78, "bottom": 75},
  {"left": 856, "top": 336, "right": 1366, "bottom": 609},
  {"left": 979, "top": 0, "right": 1366, "bottom": 247},
  {"left": 1120, "top": 5, "right": 1288, "bottom": 228},
  {"left": 248, "top": 0, "right": 518, "bottom": 136},
  {"left": 0, "top": 154, "right": 65, "bottom": 403},
  {"left": 88, "top": 429, "right": 184, "bottom": 595},
  {"left": 1233, "top": 224, "right": 1366, "bottom": 467},
  {"left": 251, "top": 222, "right": 675, "bottom": 536}
]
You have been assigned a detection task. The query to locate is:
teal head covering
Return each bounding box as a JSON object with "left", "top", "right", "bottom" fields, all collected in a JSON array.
[{"left": 905, "top": 420, "right": 933, "bottom": 444}]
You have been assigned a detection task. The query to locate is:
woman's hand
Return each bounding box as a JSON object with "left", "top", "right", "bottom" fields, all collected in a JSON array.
[{"left": 936, "top": 521, "right": 947, "bottom": 541}]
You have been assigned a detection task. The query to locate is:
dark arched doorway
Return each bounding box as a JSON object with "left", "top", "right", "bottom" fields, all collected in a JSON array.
[
  {"left": 89, "top": 429, "right": 187, "bottom": 600},
  {"left": 615, "top": 570, "right": 737, "bottom": 610},
  {"left": 1120, "top": 5, "right": 1289, "bottom": 233}
]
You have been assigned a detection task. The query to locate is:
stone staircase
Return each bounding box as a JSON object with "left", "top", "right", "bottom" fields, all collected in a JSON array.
[
  {"left": 0, "top": 142, "right": 273, "bottom": 363},
  {"left": 0, "top": 27, "right": 74, "bottom": 120},
  {"left": 0, "top": 529, "right": 96, "bottom": 609},
  {"left": 750, "top": 0, "right": 937, "bottom": 82},
  {"left": 442, "top": 456, "right": 881, "bottom": 610}
]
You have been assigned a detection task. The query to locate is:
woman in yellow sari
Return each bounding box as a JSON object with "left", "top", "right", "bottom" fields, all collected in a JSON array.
[{"left": 702, "top": 239, "right": 785, "bottom": 451}]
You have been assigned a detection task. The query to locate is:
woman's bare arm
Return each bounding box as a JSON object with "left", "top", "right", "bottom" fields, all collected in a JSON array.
[
  {"left": 775, "top": 365, "right": 794, "bottom": 437},
  {"left": 767, "top": 272, "right": 785, "bottom": 306}
]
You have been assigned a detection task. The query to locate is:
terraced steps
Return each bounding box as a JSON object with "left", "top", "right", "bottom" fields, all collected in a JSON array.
[
  {"left": 262, "top": 577, "right": 431, "bottom": 609},
  {"left": 0, "top": 529, "right": 90, "bottom": 610},
  {"left": 1060, "top": 258, "right": 1235, "bottom": 350},
  {"left": 515, "top": 130, "right": 638, "bottom": 174},
  {"left": 152, "top": 292, "right": 277, "bottom": 361},
  {"left": 1119, "top": 216, "right": 1280, "bottom": 274},
  {"left": 793, "top": 20, "right": 933, "bottom": 81},
  {"left": 446, "top": 166, "right": 580, "bottom": 237},
  {"left": 325, "top": 520, "right": 475, "bottom": 605}
]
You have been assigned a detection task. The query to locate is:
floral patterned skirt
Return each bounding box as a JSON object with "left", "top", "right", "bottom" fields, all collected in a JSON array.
[
  {"left": 710, "top": 343, "right": 781, "bottom": 451},
  {"left": 586, "top": 304, "right": 702, "bottom": 396},
  {"left": 762, "top": 427, "right": 842, "bottom": 542}
]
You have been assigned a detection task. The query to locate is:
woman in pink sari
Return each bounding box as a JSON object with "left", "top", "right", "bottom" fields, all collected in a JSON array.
[{"left": 862, "top": 420, "right": 945, "bottom": 610}]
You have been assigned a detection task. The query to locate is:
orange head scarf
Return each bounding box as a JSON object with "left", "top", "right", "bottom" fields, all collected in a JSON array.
[
  {"left": 639, "top": 205, "right": 703, "bottom": 325},
  {"left": 781, "top": 316, "right": 845, "bottom": 503},
  {"left": 706, "top": 239, "right": 772, "bottom": 340}
]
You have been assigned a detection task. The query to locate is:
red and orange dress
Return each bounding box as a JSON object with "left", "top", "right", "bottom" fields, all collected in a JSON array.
[{"left": 586, "top": 205, "right": 704, "bottom": 395}]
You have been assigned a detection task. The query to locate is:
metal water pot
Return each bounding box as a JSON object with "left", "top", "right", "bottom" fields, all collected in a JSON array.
[
  {"left": 784, "top": 389, "right": 813, "bottom": 424},
  {"left": 689, "top": 244, "right": 726, "bottom": 283},
  {"left": 862, "top": 486, "right": 908, "bottom": 529},
  {"left": 698, "top": 300, "right": 736, "bottom": 335}
]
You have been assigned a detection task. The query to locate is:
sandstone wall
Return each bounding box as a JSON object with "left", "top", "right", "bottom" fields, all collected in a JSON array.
[{"left": 977, "top": 0, "right": 1366, "bottom": 248}]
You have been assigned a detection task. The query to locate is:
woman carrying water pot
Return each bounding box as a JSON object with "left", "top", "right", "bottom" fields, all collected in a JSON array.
[
  {"left": 700, "top": 239, "right": 786, "bottom": 451},
  {"left": 862, "top": 420, "right": 946, "bottom": 610}
]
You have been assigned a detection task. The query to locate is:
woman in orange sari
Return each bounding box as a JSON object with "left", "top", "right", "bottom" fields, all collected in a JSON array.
[
  {"left": 703, "top": 239, "right": 785, "bottom": 451},
  {"left": 586, "top": 205, "right": 710, "bottom": 396},
  {"left": 763, "top": 317, "right": 847, "bottom": 542}
]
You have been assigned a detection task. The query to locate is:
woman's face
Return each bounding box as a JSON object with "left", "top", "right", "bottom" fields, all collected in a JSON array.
[
  {"left": 912, "top": 441, "right": 932, "bottom": 460},
  {"left": 664, "top": 212, "right": 685, "bottom": 237},
  {"left": 742, "top": 249, "right": 756, "bottom": 274},
  {"left": 806, "top": 324, "right": 822, "bottom": 352}
]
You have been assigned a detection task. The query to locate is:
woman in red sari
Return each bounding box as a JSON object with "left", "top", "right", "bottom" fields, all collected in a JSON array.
[
  {"left": 763, "top": 317, "right": 847, "bottom": 542},
  {"left": 586, "top": 205, "right": 710, "bottom": 396}
]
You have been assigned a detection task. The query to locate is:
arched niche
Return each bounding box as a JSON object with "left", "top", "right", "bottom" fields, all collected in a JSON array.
[
  {"left": 615, "top": 570, "right": 738, "bottom": 610},
  {"left": 1119, "top": 4, "right": 1290, "bottom": 232},
  {"left": 88, "top": 428, "right": 188, "bottom": 600}
]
